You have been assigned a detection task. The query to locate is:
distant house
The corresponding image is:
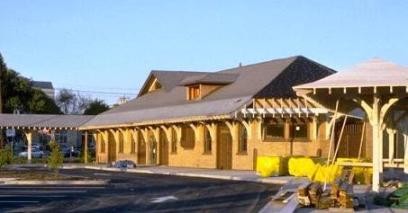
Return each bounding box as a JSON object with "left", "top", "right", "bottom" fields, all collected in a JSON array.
[{"left": 31, "top": 81, "right": 55, "bottom": 100}]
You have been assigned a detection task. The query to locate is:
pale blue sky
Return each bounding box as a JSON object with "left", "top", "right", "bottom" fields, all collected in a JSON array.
[{"left": 1, "top": 0, "right": 407, "bottom": 104}]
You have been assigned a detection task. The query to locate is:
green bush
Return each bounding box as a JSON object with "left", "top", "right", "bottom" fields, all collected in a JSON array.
[
  {"left": 80, "top": 148, "right": 91, "bottom": 163},
  {"left": 0, "top": 145, "right": 13, "bottom": 168},
  {"left": 47, "top": 140, "right": 63, "bottom": 173}
]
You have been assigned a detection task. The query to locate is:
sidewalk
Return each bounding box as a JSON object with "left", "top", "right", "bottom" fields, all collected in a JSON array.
[{"left": 63, "top": 164, "right": 297, "bottom": 185}]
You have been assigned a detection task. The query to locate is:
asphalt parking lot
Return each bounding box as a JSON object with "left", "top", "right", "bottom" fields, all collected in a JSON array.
[{"left": 0, "top": 168, "right": 279, "bottom": 212}]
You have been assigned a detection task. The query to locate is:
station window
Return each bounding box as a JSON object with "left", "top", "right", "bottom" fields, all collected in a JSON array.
[
  {"left": 188, "top": 85, "right": 200, "bottom": 100},
  {"left": 262, "top": 119, "right": 285, "bottom": 141},
  {"left": 290, "top": 122, "right": 309, "bottom": 140},
  {"left": 118, "top": 132, "right": 124, "bottom": 153},
  {"left": 171, "top": 128, "right": 177, "bottom": 153},
  {"left": 238, "top": 124, "right": 248, "bottom": 153},
  {"left": 203, "top": 128, "right": 212, "bottom": 153},
  {"left": 181, "top": 125, "right": 195, "bottom": 149},
  {"left": 130, "top": 138, "right": 136, "bottom": 153}
]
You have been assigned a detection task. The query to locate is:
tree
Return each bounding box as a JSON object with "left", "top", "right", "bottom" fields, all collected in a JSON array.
[
  {"left": 56, "top": 89, "right": 76, "bottom": 114},
  {"left": 56, "top": 89, "right": 92, "bottom": 114},
  {"left": 0, "top": 53, "right": 6, "bottom": 148},
  {"left": 84, "top": 99, "right": 110, "bottom": 115},
  {"left": 0, "top": 68, "right": 61, "bottom": 114},
  {"left": 0, "top": 52, "right": 6, "bottom": 113},
  {"left": 47, "top": 139, "right": 63, "bottom": 174}
]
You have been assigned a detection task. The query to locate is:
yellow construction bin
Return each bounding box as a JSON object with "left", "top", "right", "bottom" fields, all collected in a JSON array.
[
  {"left": 256, "top": 156, "right": 288, "bottom": 177},
  {"left": 288, "top": 157, "right": 324, "bottom": 180}
]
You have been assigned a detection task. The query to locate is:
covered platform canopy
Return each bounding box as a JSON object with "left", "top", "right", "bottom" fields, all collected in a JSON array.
[
  {"left": 0, "top": 113, "right": 95, "bottom": 163},
  {"left": 294, "top": 58, "right": 408, "bottom": 192},
  {"left": 0, "top": 114, "right": 94, "bottom": 130}
]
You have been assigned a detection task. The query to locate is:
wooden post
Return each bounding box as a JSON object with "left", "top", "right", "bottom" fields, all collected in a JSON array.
[
  {"left": 357, "top": 122, "right": 366, "bottom": 160},
  {"left": 25, "top": 131, "right": 32, "bottom": 164},
  {"left": 332, "top": 115, "right": 348, "bottom": 165},
  {"left": 84, "top": 131, "right": 88, "bottom": 164},
  {"left": 404, "top": 134, "right": 408, "bottom": 174},
  {"left": 371, "top": 95, "right": 381, "bottom": 192},
  {"left": 95, "top": 132, "right": 100, "bottom": 163},
  {"left": 386, "top": 129, "right": 395, "bottom": 164},
  {"left": 326, "top": 100, "right": 339, "bottom": 166}
]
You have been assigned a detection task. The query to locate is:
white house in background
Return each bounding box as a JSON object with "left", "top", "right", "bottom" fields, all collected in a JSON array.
[{"left": 31, "top": 80, "right": 55, "bottom": 100}]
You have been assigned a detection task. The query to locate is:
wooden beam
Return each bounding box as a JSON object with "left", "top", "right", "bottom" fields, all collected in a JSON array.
[
  {"left": 332, "top": 115, "right": 348, "bottom": 165},
  {"left": 357, "top": 122, "right": 366, "bottom": 160}
]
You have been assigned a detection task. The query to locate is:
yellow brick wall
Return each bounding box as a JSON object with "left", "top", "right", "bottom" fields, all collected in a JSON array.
[
  {"left": 168, "top": 125, "right": 217, "bottom": 168},
  {"left": 95, "top": 116, "right": 333, "bottom": 170}
]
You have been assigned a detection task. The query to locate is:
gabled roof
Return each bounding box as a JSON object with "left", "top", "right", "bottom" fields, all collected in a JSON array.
[
  {"left": 294, "top": 58, "right": 408, "bottom": 89},
  {"left": 82, "top": 56, "right": 335, "bottom": 129}
]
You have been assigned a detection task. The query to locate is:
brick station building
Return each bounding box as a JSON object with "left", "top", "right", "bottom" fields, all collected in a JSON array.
[{"left": 80, "top": 56, "right": 367, "bottom": 170}]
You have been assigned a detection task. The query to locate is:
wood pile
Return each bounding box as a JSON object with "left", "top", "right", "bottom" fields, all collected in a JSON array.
[{"left": 297, "top": 167, "right": 358, "bottom": 210}]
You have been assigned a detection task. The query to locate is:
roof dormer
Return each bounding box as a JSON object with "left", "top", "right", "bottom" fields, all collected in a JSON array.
[
  {"left": 180, "top": 73, "right": 238, "bottom": 101},
  {"left": 138, "top": 74, "right": 162, "bottom": 97}
]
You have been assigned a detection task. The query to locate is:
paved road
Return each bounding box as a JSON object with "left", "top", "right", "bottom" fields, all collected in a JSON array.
[{"left": 0, "top": 168, "right": 279, "bottom": 212}]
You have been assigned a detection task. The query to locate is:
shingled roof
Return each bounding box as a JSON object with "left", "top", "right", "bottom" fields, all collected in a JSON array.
[
  {"left": 81, "top": 56, "right": 335, "bottom": 129},
  {"left": 0, "top": 114, "right": 94, "bottom": 130},
  {"left": 294, "top": 58, "right": 408, "bottom": 89},
  {"left": 179, "top": 73, "right": 239, "bottom": 86}
]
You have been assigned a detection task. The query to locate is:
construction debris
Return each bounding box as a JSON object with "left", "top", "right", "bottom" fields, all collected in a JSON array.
[{"left": 296, "top": 168, "right": 360, "bottom": 211}]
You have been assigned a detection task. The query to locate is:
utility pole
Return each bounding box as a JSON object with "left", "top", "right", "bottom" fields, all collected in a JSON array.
[
  {"left": 0, "top": 52, "right": 4, "bottom": 113},
  {"left": 0, "top": 53, "right": 3, "bottom": 149}
]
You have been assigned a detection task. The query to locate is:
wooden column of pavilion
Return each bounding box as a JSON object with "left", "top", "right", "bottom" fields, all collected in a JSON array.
[{"left": 293, "top": 58, "right": 408, "bottom": 192}]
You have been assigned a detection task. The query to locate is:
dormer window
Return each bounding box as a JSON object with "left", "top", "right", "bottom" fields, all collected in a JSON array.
[
  {"left": 180, "top": 73, "right": 238, "bottom": 101},
  {"left": 188, "top": 85, "right": 201, "bottom": 100}
]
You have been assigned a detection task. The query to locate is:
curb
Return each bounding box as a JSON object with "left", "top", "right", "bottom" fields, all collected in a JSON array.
[
  {"left": 66, "top": 166, "right": 292, "bottom": 185},
  {"left": 0, "top": 179, "right": 109, "bottom": 185}
]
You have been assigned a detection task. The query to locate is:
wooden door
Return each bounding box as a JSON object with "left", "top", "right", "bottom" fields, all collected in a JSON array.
[
  {"left": 335, "top": 122, "right": 365, "bottom": 158},
  {"left": 108, "top": 132, "right": 116, "bottom": 163},
  {"left": 217, "top": 125, "right": 232, "bottom": 170},
  {"left": 159, "top": 130, "right": 169, "bottom": 165}
]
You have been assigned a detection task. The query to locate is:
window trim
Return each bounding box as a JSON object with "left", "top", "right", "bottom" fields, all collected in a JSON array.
[
  {"left": 262, "top": 121, "right": 286, "bottom": 142},
  {"left": 180, "top": 125, "right": 195, "bottom": 150},
  {"left": 203, "top": 128, "right": 212, "bottom": 154},
  {"left": 289, "top": 121, "right": 310, "bottom": 142},
  {"left": 237, "top": 124, "right": 248, "bottom": 154}
]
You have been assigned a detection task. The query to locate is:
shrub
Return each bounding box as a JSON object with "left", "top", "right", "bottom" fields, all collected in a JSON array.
[
  {"left": 47, "top": 140, "right": 63, "bottom": 173},
  {"left": 0, "top": 145, "right": 13, "bottom": 168},
  {"left": 80, "top": 148, "right": 91, "bottom": 163}
]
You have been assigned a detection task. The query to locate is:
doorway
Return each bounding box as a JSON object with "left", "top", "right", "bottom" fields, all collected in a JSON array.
[
  {"left": 217, "top": 124, "right": 232, "bottom": 170},
  {"left": 137, "top": 134, "right": 146, "bottom": 164},
  {"left": 159, "top": 130, "right": 169, "bottom": 165},
  {"left": 107, "top": 131, "right": 116, "bottom": 163}
]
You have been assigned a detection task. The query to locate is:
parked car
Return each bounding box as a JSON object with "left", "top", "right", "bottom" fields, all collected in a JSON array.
[
  {"left": 62, "top": 146, "right": 80, "bottom": 158},
  {"left": 112, "top": 160, "right": 136, "bottom": 169},
  {"left": 18, "top": 148, "right": 44, "bottom": 158}
]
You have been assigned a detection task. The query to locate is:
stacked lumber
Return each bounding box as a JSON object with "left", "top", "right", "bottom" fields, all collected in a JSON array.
[{"left": 297, "top": 168, "right": 358, "bottom": 210}]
